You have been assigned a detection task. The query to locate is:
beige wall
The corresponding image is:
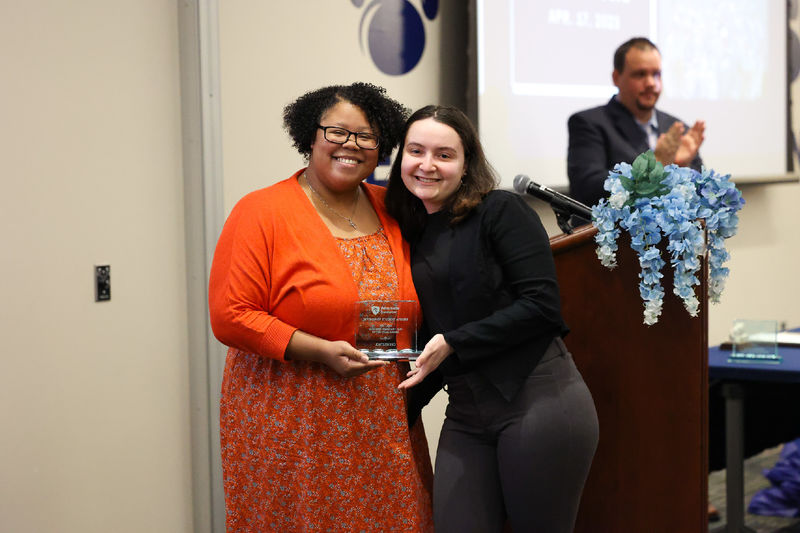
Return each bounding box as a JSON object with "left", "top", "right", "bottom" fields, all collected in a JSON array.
[
  {"left": 1, "top": 2, "right": 798, "bottom": 531},
  {"left": 0, "top": 2, "right": 193, "bottom": 532},
  {"left": 705, "top": 181, "right": 800, "bottom": 344}
]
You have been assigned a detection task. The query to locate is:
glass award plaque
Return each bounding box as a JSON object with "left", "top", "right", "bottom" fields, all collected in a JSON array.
[
  {"left": 728, "top": 319, "right": 781, "bottom": 364},
  {"left": 355, "top": 300, "right": 419, "bottom": 361}
]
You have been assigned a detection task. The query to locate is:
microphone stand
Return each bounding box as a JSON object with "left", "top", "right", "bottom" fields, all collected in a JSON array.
[{"left": 551, "top": 203, "right": 578, "bottom": 235}]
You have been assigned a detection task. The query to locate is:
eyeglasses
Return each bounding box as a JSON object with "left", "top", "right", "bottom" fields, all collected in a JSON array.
[{"left": 317, "top": 125, "right": 379, "bottom": 150}]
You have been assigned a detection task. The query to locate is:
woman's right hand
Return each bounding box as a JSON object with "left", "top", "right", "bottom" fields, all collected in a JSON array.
[
  {"left": 398, "top": 333, "right": 453, "bottom": 389},
  {"left": 285, "top": 331, "right": 386, "bottom": 377},
  {"left": 322, "top": 340, "right": 387, "bottom": 377}
]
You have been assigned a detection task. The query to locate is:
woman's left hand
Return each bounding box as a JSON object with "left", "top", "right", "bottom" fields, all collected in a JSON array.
[{"left": 398, "top": 334, "right": 453, "bottom": 389}]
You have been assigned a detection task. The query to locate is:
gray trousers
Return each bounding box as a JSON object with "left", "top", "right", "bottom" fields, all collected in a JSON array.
[{"left": 434, "top": 338, "right": 599, "bottom": 533}]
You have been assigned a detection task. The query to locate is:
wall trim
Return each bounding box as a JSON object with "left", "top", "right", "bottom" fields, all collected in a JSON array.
[{"left": 178, "top": 1, "right": 226, "bottom": 531}]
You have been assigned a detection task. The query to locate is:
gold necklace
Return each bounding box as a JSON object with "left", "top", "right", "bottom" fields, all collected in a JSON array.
[{"left": 303, "top": 173, "right": 360, "bottom": 230}]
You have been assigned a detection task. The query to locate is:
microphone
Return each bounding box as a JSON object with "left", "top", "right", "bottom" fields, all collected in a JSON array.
[{"left": 513, "top": 175, "right": 592, "bottom": 220}]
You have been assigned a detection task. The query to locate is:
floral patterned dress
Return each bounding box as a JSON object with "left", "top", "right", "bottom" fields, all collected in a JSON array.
[{"left": 219, "top": 228, "right": 434, "bottom": 532}]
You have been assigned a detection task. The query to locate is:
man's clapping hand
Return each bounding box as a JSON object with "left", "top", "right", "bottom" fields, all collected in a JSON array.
[{"left": 654, "top": 120, "right": 705, "bottom": 167}]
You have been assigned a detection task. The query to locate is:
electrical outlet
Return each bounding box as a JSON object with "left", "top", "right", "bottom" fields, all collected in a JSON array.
[{"left": 95, "top": 265, "right": 110, "bottom": 302}]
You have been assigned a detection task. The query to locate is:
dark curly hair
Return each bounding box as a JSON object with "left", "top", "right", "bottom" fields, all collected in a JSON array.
[
  {"left": 385, "top": 105, "right": 498, "bottom": 241},
  {"left": 282, "top": 82, "right": 409, "bottom": 163}
]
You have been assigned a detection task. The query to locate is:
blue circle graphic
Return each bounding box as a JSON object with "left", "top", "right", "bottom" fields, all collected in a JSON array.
[
  {"left": 367, "top": 0, "right": 426, "bottom": 76},
  {"left": 421, "top": 0, "right": 438, "bottom": 20}
]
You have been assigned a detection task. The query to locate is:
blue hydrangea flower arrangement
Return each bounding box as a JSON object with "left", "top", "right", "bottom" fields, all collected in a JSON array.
[{"left": 592, "top": 151, "right": 745, "bottom": 325}]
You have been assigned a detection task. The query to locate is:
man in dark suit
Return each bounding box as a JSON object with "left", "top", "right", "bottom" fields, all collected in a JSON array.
[{"left": 567, "top": 37, "right": 705, "bottom": 210}]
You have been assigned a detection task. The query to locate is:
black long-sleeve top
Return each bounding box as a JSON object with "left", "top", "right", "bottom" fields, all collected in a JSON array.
[{"left": 410, "top": 190, "right": 568, "bottom": 403}]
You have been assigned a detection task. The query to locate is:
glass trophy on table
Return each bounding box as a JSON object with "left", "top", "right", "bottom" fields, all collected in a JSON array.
[
  {"left": 355, "top": 300, "right": 420, "bottom": 361},
  {"left": 728, "top": 319, "right": 781, "bottom": 364}
]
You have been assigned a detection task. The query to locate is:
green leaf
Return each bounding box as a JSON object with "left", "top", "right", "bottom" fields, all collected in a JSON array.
[
  {"left": 619, "top": 175, "right": 634, "bottom": 191},
  {"left": 636, "top": 182, "right": 660, "bottom": 195},
  {"left": 632, "top": 152, "right": 649, "bottom": 177},
  {"left": 649, "top": 168, "right": 665, "bottom": 183},
  {"left": 645, "top": 151, "right": 657, "bottom": 172}
]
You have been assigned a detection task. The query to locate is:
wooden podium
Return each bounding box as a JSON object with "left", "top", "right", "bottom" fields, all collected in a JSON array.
[{"left": 551, "top": 225, "right": 709, "bottom": 533}]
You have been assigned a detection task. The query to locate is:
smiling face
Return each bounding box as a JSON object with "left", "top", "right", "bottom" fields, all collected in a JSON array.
[
  {"left": 306, "top": 100, "right": 379, "bottom": 195},
  {"left": 400, "top": 117, "right": 466, "bottom": 213},
  {"left": 613, "top": 46, "right": 662, "bottom": 122}
]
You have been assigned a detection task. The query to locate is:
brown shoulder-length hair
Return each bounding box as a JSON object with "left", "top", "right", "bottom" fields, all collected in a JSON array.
[{"left": 385, "top": 105, "right": 498, "bottom": 241}]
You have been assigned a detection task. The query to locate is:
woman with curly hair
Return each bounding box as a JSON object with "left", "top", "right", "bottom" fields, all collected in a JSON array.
[
  {"left": 209, "top": 83, "right": 434, "bottom": 531},
  {"left": 386, "top": 105, "right": 598, "bottom": 533}
]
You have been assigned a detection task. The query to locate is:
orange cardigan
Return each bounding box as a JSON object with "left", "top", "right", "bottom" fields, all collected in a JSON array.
[{"left": 208, "top": 169, "right": 419, "bottom": 361}]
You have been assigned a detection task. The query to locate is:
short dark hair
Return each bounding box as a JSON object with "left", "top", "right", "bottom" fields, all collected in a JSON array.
[
  {"left": 385, "top": 105, "right": 498, "bottom": 240},
  {"left": 613, "top": 37, "right": 659, "bottom": 73},
  {"left": 282, "top": 82, "right": 408, "bottom": 163}
]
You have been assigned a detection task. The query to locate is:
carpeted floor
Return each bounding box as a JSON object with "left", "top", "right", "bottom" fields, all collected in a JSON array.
[{"left": 709, "top": 445, "right": 800, "bottom": 532}]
